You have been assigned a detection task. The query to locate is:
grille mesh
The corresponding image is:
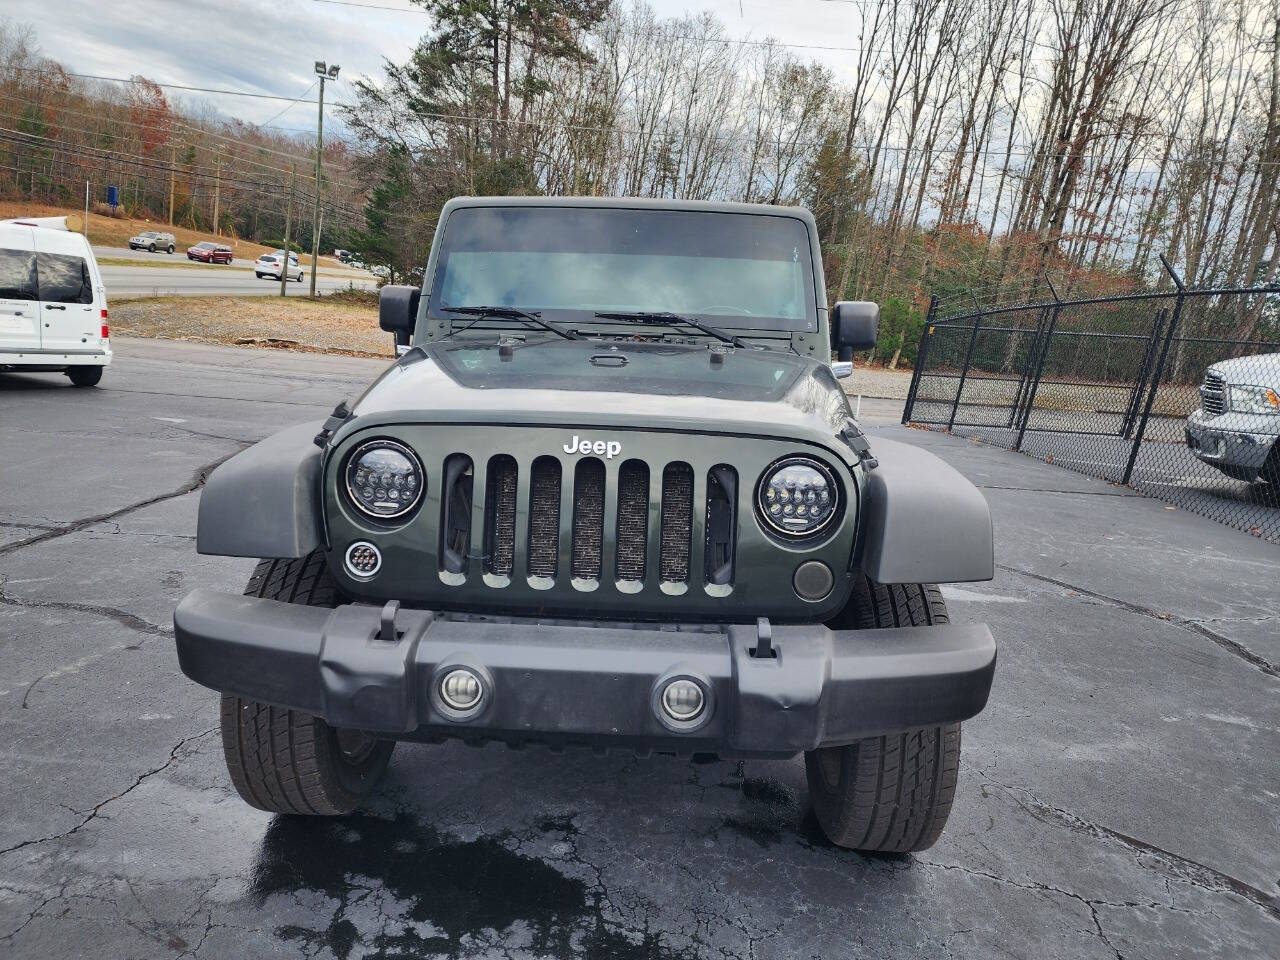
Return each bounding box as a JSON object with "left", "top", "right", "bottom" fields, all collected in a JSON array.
[
  {"left": 527, "top": 457, "right": 561, "bottom": 578},
  {"left": 659, "top": 463, "right": 693, "bottom": 582},
  {"left": 571, "top": 459, "right": 605, "bottom": 579},
  {"left": 615, "top": 461, "right": 649, "bottom": 581},
  {"left": 485, "top": 456, "right": 517, "bottom": 576}
]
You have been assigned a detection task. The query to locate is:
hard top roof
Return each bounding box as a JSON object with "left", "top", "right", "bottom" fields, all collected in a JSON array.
[{"left": 439, "top": 195, "right": 816, "bottom": 225}]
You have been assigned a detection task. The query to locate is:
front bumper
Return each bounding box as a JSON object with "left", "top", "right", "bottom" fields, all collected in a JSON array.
[
  {"left": 1185, "top": 409, "right": 1278, "bottom": 477},
  {"left": 174, "top": 589, "right": 996, "bottom": 757}
]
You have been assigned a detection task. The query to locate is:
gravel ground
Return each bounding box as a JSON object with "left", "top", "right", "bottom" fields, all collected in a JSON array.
[
  {"left": 111, "top": 295, "right": 393, "bottom": 357},
  {"left": 841, "top": 363, "right": 914, "bottom": 399}
]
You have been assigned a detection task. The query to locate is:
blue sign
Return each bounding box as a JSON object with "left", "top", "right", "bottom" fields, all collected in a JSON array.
[{"left": 106, "top": 185, "right": 119, "bottom": 207}]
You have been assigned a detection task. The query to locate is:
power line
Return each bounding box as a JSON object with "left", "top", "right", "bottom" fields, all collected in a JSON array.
[
  {"left": 259, "top": 80, "right": 320, "bottom": 127},
  {"left": 12, "top": 66, "right": 325, "bottom": 104}
]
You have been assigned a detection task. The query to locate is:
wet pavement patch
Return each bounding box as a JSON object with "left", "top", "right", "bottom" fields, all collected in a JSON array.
[{"left": 245, "top": 812, "right": 700, "bottom": 959}]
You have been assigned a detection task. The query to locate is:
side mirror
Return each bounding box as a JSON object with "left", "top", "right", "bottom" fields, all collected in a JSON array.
[
  {"left": 379, "top": 284, "right": 420, "bottom": 349},
  {"left": 831, "top": 301, "right": 879, "bottom": 361}
]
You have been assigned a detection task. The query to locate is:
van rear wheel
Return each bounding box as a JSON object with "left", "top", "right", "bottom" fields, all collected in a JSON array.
[{"left": 66, "top": 366, "right": 103, "bottom": 387}]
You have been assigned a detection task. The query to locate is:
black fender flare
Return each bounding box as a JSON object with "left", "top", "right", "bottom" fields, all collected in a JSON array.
[
  {"left": 857, "top": 437, "right": 994, "bottom": 584},
  {"left": 197, "top": 421, "right": 324, "bottom": 558}
]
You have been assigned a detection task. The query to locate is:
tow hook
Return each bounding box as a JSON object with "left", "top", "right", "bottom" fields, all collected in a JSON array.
[{"left": 750, "top": 617, "right": 777, "bottom": 659}]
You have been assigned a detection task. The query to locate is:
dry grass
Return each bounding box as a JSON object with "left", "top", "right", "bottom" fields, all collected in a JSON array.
[
  {"left": 0, "top": 201, "right": 341, "bottom": 268},
  {"left": 110, "top": 295, "right": 392, "bottom": 358}
]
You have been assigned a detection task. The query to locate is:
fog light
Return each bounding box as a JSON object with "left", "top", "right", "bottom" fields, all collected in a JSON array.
[
  {"left": 661, "top": 679, "right": 704, "bottom": 722},
  {"left": 440, "top": 669, "right": 483, "bottom": 711},
  {"left": 344, "top": 541, "right": 381, "bottom": 578}
]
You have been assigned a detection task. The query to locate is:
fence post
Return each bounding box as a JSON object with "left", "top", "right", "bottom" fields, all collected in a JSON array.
[
  {"left": 1007, "top": 301, "right": 1050, "bottom": 429},
  {"left": 1014, "top": 277, "right": 1062, "bottom": 451},
  {"left": 1122, "top": 257, "right": 1186, "bottom": 485},
  {"left": 902, "top": 294, "right": 938, "bottom": 424},
  {"left": 946, "top": 310, "right": 984, "bottom": 431},
  {"left": 1122, "top": 306, "right": 1167, "bottom": 439}
]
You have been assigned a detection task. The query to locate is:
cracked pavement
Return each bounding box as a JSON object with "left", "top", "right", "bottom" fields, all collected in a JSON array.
[{"left": 1, "top": 337, "right": 1277, "bottom": 959}]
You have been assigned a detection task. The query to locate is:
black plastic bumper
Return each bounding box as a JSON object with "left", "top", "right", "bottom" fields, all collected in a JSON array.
[{"left": 174, "top": 589, "right": 996, "bottom": 756}]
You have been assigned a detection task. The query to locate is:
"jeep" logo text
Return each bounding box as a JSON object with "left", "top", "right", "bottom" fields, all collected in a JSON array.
[{"left": 563, "top": 435, "right": 622, "bottom": 459}]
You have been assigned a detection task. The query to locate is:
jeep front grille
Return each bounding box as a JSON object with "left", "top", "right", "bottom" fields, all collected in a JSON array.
[
  {"left": 659, "top": 463, "right": 693, "bottom": 583},
  {"left": 571, "top": 458, "right": 606, "bottom": 579},
  {"left": 466, "top": 454, "right": 730, "bottom": 591},
  {"left": 615, "top": 461, "right": 649, "bottom": 582},
  {"left": 527, "top": 457, "right": 561, "bottom": 578},
  {"left": 483, "top": 455, "right": 518, "bottom": 577}
]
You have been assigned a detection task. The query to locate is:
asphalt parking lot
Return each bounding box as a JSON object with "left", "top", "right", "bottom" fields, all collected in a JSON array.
[{"left": 2, "top": 338, "right": 1278, "bottom": 959}]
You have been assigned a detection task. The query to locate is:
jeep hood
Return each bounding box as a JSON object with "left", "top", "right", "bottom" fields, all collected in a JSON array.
[{"left": 347, "top": 338, "right": 853, "bottom": 445}]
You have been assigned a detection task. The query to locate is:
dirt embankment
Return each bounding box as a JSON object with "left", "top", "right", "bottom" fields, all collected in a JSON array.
[{"left": 110, "top": 293, "right": 391, "bottom": 358}]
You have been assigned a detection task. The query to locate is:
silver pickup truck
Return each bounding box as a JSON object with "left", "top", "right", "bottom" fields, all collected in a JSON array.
[{"left": 1185, "top": 353, "right": 1280, "bottom": 486}]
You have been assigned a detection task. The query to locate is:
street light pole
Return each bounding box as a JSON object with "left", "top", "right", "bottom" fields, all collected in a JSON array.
[{"left": 310, "top": 61, "right": 339, "bottom": 299}]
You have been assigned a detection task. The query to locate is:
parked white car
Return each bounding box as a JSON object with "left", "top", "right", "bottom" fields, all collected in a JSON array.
[
  {"left": 128, "top": 230, "right": 176, "bottom": 254},
  {"left": 0, "top": 221, "right": 111, "bottom": 387},
  {"left": 255, "top": 250, "right": 305, "bottom": 282}
]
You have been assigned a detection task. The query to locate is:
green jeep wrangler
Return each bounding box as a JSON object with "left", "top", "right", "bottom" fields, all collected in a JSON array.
[{"left": 174, "top": 197, "right": 996, "bottom": 853}]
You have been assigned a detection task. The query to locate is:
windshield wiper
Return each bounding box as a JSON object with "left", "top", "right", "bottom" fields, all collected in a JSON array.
[
  {"left": 592, "top": 310, "right": 748, "bottom": 348},
  {"left": 441, "top": 305, "right": 578, "bottom": 340}
]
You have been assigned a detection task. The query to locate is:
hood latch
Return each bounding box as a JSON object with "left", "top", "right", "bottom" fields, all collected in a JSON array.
[
  {"left": 840, "top": 421, "right": 878, "bottom": 469},
  {"left": 314, "top": 400, "right": 354, "bottom": 448}
]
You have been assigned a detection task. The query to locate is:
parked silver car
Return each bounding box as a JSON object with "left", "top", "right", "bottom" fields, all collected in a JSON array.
[
  {"left": 128, "top": 230, "right": 176, "bottom": 254},
  {"left": 254, "top": 250, "right": 305, "bottom": 282},
  {"left": 1185, "top": 353, "right": 1280, "bottom": 485}
]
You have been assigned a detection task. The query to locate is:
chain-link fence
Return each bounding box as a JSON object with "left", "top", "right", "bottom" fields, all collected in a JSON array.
[{"left": 903, "top": 262, "right": 1280, "bottom": 543}]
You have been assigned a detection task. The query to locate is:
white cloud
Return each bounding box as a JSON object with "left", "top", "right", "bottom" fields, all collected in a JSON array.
[{"left": 19, "top": 0, "right": 861, "bottom": 134}]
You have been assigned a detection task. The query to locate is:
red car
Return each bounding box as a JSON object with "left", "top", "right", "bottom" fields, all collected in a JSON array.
[{"left": 187, "top": 242, "right": 233, "bottom": 264}]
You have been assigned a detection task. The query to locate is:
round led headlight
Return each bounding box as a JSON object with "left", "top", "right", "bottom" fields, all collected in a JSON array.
[
  {"left": 345, "top": 439, "right": 424, "bottom": 520},
  {"left": 757, "top": 457, "right": 839, "bottom": 537}
]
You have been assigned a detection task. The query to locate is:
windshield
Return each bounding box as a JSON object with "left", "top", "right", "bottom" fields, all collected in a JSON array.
[{"left": 426, "top": 206, "right": 817, "bottom": 332}]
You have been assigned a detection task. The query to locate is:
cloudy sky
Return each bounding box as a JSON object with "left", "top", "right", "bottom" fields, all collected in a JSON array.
[{"left": 15, "top": 0, "right": 863, "bottom": 136}]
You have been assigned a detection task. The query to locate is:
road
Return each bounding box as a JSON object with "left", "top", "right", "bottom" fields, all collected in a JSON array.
[
  {"left": 93, "top": 245, "right": 378, "bottom": 298},
  {"left": 1, "top": 338, "right": 1278, "bottom": 959}
]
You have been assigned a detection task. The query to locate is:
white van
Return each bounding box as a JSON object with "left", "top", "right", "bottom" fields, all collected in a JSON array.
[{"left": 0, "top": 222, "right": 111, "bottom": 387}]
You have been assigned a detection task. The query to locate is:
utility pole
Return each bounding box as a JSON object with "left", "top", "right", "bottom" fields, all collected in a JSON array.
[
  {"left": 280, "top": 164, "right": 296, "bottom": 298},
  {"left": 83, "top": 179, "right": 89, "bottom": 239},
  {"left": 168, "top": 143, "right": 176, "bottom": 226},
  {"left": 212, "top": 155, "right": 222, "bottom": 236},
  {"left": 310, "top": 60, "right": 339, "bottom": 298}
]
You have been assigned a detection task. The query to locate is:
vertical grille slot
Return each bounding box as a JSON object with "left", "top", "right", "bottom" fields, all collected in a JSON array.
[
  {"left": 483, "top": 455, "right": 517, "bottom": 577},
  {"left": 659, "top": 463, "right": 693, "bottom": 583},
  {"left": 615, "top": 461, "right": 649, "bottom": 582},
  {"left": 704, "top": 465, "right": 737, "bottom": 586},
  {"left": 527, "top": 456, "right": 562, "bottom": 578},
  {"left": 571, "top": 458, "right": 605, "bottom": 580},
  {"left": 438, "top": 454, "right": 473, "bottom": 575}
]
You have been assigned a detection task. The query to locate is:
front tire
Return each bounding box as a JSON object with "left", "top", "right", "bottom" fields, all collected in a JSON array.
[
  {"left": 220, "top": 552, "right": 394, "bottom": 815},
  {"left": 805, "top": 578, "right": 962, "bottom": 853},
  {"left": 148, "top": 243, "right": 156, "bottom": 252},
  {"left": 66, "top": 366, "right": 103, "bottom": 387}
]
